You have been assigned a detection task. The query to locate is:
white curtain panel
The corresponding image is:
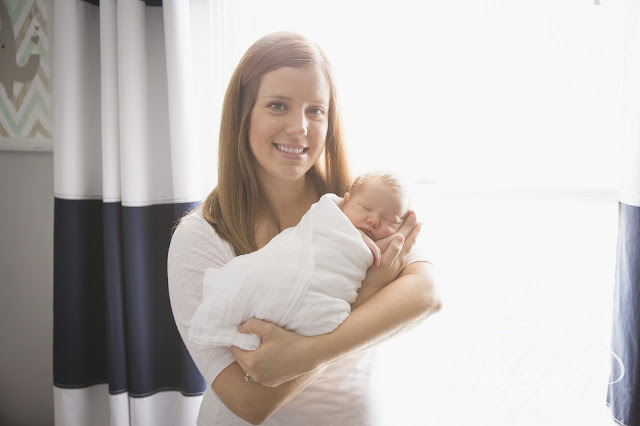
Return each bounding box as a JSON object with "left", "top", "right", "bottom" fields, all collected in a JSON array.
[
  {"left": 53, "top": 0, "right": 206, "bottom": 205},
  {"left": 52, "top": 1, "right": 212, "bottom": 425}
]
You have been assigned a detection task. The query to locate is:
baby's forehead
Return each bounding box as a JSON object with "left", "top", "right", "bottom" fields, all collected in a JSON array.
[
  {"left": 355, "top": 182, "right": 409, "bottom": 213},
  {"left": 357, "top": 181, "right": 398, "bottom": 196}
]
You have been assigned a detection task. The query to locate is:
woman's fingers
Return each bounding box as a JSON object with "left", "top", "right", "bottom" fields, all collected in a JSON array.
[
  {"left": 229, "top": 345, "right": 252, "bottom": 379},
  {"left": 397, "top": 210, "right": 418, "bottom": 240},
  {"left": 230, "top": 345, "right": 249, "bottom": 363},
  {"left": 397, "top": 210, "right": 421, "bottom": 256},
  {"left": 377, "top": 235, "right": 404, "bottom": 275},
  {"left": 402, "top": 222, "right": 421, "bottom": 253},
  {"left": 231, "top": 318, "right": 310, "bottom": 387},
  {"left": 231, "top": 319, "right": 269, "bottom": 382},
  {"left": 379, "top": 213, "right": 421, "bottom": 275},
  {"left": 238, "top": 317, "right": 272, "bottom": 336}
]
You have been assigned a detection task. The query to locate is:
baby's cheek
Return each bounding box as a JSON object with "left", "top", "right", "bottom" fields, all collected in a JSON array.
[{"left": 383, "top": 224, "right": 397, "bottom": 237}]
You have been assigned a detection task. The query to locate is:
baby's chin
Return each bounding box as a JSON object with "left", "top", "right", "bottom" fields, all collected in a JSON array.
[{"left": 358, "top": 228, "right": 374, "bottom": 239}]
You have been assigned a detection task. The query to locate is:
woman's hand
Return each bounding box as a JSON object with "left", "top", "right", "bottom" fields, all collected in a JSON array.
[
  {"left": 352, "top": 211, "right": 420, "bottom": 309},
  {"left": 230, "top": 319, "right": 318, "bottom": 388}
]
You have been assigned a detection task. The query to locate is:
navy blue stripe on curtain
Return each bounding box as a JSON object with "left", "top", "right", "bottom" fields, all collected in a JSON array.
[
  {"left": 608, "top": 202, "right": 640, "bottom": 425},
  {"left": 53, "top": 198, "right": 205, "bottom": 396}
]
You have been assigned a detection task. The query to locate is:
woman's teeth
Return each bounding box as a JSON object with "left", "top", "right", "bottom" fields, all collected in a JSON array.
[{"left": 275, "top": 143, "right": 305, "bottom": 154}]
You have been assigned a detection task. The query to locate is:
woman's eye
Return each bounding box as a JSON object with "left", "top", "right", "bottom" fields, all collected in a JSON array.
[
  {"left": 268, "top": 102, "right": 286, "bottom": 111},
  {"left": 308, "top": 107, "right": 324, "bottom": 116}
]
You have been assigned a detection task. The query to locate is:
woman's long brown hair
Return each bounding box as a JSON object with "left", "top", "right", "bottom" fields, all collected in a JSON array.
[{"left": 201, "top": 32, "right": 351, "bottom": 255}]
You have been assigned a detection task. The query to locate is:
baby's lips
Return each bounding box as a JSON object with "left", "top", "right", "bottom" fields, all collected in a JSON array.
[{"left": 361, "top": 228, "right": 374, "bottom": 239}]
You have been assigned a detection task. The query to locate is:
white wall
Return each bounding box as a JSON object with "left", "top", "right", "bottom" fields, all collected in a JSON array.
[{"left": 0, "top": 151, "right": 54, "bottom": 425}]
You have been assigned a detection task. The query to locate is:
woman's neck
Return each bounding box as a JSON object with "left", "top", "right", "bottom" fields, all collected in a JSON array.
[
  {"left": 263, "top": 177, "right": 318, "bottom": 230},
  {"left": 254, "top": 177, "right": 318, "bottom": 249}
]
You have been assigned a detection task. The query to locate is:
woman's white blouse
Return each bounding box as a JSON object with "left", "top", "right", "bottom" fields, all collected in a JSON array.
[{"left": 167, "top": 206, "right": 429, "bottom": 425}]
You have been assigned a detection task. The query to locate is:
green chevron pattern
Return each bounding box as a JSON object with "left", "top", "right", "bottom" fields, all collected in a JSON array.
[{"left": 0, "top": 0, "right": 51, "bottom": 140}]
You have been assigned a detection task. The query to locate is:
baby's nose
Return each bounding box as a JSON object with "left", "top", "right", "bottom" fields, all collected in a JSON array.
[{"left": 367, "top": 216, "right": 379, "bottom": 227}]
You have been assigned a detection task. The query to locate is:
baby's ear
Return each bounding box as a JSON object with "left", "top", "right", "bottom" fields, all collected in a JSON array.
[{"left": 343, "top": 192, "right": 350, "bottom": 204}]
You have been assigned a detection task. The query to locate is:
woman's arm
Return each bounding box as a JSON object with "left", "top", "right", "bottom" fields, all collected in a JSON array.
[
  {"left": 232, "top": 260, "right": 440, "bottom": 388},
  {"left": 220, "top": 212, "right": 441, "bottom": 421},
  {"left": 215, "top": 259, "right": 438, "bottom": 423},
  {"left": 313, "top": 260, "right": 440, "bottom": 363},
  {"left": 212, "top": 361, "right": 326, "bottom": 425}
]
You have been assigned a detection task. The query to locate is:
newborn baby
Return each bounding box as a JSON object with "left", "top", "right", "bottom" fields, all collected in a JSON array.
[
  {"left": 188, "top": 172, "right": 413, "bottom": 350},
  {"left": 341, "top": 172, "right": 411, "bottom": 269}
]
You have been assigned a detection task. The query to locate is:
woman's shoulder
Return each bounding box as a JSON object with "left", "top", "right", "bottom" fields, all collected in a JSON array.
[
  {"left": 168, "top": 205, "right": 236, "bottom": 269},
  {"left": 173, "top": 205, "right": 210, "bottom": 233},
  {"left": 171, "top": 206, "right": 216, "bottom": 245}
]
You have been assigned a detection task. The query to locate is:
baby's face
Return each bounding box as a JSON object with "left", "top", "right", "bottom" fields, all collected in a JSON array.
[{"left": 342, "top": 183, "right": 407, "bottom": 241}]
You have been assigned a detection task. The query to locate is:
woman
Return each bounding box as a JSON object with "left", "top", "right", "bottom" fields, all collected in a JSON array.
[{"left": 168, "top": 31, "right": 441, "bottom": 425}]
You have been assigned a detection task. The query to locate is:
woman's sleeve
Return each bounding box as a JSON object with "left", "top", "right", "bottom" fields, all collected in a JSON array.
[{"left": 167, "top": 211, "right": 236, "bottom": 386}]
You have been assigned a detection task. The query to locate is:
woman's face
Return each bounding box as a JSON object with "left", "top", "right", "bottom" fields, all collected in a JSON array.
[{"left": 249, "top": 66, "right": 330, "bottom": 187}]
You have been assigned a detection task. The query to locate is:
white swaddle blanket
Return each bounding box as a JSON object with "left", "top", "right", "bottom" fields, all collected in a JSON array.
[{"left": 188, "top": 193, "right": 373, "bottom": 350}]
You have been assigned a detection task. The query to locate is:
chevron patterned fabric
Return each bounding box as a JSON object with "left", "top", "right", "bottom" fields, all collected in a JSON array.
[{"left": 0, "top": 0, "right": 51, "bottom": 139}]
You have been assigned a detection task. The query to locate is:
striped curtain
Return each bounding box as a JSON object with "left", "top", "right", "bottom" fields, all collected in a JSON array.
[
  {"left": 607, "top": 2, "right": 640, "bottom": 425},
  {"left": 52, "top": 1, "right": 208, "bottom": 424}
]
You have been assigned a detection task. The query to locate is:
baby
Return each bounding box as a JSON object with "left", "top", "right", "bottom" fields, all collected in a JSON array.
[{"left": 341, "top": 172, "right": 411, "bottom": 269}]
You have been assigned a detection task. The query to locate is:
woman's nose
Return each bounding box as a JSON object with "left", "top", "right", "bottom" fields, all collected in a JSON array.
[{"left": 285, "top": 111, "right": 308, "bottom": 136}]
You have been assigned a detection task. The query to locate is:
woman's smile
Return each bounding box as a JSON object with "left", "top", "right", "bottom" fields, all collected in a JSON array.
[{"left": 272, "top": 143, "right": 308, "bottom": 158}]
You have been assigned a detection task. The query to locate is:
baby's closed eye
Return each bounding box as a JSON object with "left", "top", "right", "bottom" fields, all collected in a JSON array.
[{"left": 383, "top": 217, "right": 402, "bottom": 225}]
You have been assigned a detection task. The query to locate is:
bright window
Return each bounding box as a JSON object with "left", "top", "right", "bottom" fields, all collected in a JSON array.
[
  {"left": 206, "top": 0, "right": 626, "bottom": 191},
  {"left": 194, "top": 1, "right": 625, "bottom": 423}
]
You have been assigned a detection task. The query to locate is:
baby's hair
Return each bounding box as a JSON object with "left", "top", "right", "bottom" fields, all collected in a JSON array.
[{"left": 347, "top": 171, "right": 411, "bottom": 211}]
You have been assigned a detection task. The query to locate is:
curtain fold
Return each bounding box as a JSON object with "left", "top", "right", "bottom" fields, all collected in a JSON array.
[
  {"left": 81, "top": 0, "right": 164, "bottom": 6},
  {"left": 53, "top": 1, "right": 205, "bottom": 424},
  {"left": 608, "top": 1, "right": 640, "bottom": 425}
]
